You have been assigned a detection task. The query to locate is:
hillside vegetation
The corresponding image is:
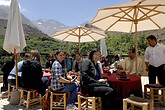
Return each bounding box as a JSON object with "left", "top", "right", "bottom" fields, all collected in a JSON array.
[{"left": 0, "top": 33, "right": 165, "bottom": 72}]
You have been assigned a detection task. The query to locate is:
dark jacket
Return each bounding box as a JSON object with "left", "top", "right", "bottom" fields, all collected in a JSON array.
[
  {"left": 22, "top": 60, "right": 45, "bottom": 95},
  {"left": 80, "top": 59, "right": 101, "bottom": 92},
  {"left": 46, "top": 59, "right": 55, "bottom": 69},
  {"left": 1, "top": 59, "right": 15, "bottom": 75}
]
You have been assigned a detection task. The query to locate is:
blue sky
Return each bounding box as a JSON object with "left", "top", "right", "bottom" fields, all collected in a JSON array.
[{"left": 0, "top": 0, "right": 132, "bottom": 26}]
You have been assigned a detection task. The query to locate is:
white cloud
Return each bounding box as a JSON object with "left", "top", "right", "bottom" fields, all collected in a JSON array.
[
  {"left": 0, "top": 0, "right": 10, "bottom": 6},
  {"left": 0, "top": 0, "right": 28, "bottom": 13},
  {"left": 21, "top": 8, "right": 27, "bottom": 12}
]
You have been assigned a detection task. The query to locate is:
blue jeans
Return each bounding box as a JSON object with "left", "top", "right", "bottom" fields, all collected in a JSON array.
[
  {"left": 62, "top": 82, "right": 79, "bottom": 104},
  {"left": 42, "top": 77, "right": 48, "bottom": 90}
]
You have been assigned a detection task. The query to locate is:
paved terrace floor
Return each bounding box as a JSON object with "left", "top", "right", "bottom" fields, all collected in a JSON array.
[{"left": 0, "top": 76, "right": 165, "bottom": 110}]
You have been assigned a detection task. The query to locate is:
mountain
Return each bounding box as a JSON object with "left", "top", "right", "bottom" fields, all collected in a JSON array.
[
  {"left": 32, "top": 19, "right": 70, "bottom": 36},
  {"left": 0, "top": 5, "right": 36, "bottom": 28},
  {"left": 0, "top": 5, "right": 47, "bottom": 36}
]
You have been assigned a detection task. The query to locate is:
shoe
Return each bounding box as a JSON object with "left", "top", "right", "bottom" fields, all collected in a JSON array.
[
  {"left": 72, "top": 105, "right": 78, "bottom": 110},
  {"left": 66, "top": 104, "right": 78, "bottom": 110},
  {"left": 66, "top": 104, "right": 73, "bottom": 110}
]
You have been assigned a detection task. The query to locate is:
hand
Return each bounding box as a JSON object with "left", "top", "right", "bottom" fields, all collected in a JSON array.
[
  {"left": 145, "top": 66, "right": 149, "bottom": 71},
  {"left": 99, "top": 79, "right": 108, "bottom": 82},
  {"left": 70, "top": 76, "right": 77, "bottom": 83}
]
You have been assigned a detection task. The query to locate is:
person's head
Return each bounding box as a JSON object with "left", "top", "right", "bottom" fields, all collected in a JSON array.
[
  {"left": 55, "top": 50, "right": 65, "bottom": 63},
  {"left": 30, "top": 50, "right": 41, "bottom": 63},
  {"left": 75, "top": 53, "right": 81, "bottom": 61},
  {"left": 55, "top": 50, "right": 65, "bottom": 67},
  {"left": 101, "top": 55, "right": 106, "bottom": 60},
  {"left": 89, "top": 49, "right": 101, "bottom": 64},
  {"left": 114, "top": 54, "right": 119, "bottom": 61},
  {"left": 23, "top": 53, "right": 30, "bottom": 60},
  {"left": 48, "top": 53, "right": 54, "bottom": 60},
  {"left": 147, "top": 35, "right": 157, "bottom": 47},
  {"left": 128, "top": 48, "right": 136, "bottom": 59}
]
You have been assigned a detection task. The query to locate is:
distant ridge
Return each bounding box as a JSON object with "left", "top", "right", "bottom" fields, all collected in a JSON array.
[
  {"left": 0, "top": 5, "right": 47, "bottom": 36},
  {"left": 0, "top": 19, "right": 47, "bottom": 36},
  {"left": 32, "top": 19, "right": 70, "bottom": 36}
]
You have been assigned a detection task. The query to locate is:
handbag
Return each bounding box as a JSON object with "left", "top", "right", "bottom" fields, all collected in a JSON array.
[
  {"left": 10, "top": 89, "right": 20, "bottom": 105},
  {"left": 42, "top": 88, "right": 50, "bottom": 110}
]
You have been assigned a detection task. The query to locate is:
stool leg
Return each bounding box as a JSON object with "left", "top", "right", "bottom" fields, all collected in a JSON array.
[
  {"left": 33, "top": 91, "right": 35, "bottom": 98},
  {"left": 142, "top": 103, "right": 148, "bottom": 110},
  {"left": 50, "top": 92, "right": 53, "bottom": 110},
  {"left": 163, "top": 89, "right": 165, "bottom": 107},
  {"left": 131, "top": 103, "right": 134, "bottom": 110},
  {"left": 98, "top": 97, "right": 102, "bottom": 110},
  {"left": 92, "top": 97, "right": 96, "bottom": 110},
  {"left": 123, "top": 99, "right": 127, "bottom": 110},
  {"left": 150, "top": 99, "right": 154, "bottom": 110},
  {"left": 19, "top": 89, "right": 24, "bottom": 105},
  {"left": 78, "top": 95, "right": 81, "bottom": 110},
  {"left": 8, "top": 83, "right": 10, "bottom": 99},
  {"left": 64, "top": 93, "right": 67, "bottom": 110},
  {"left": 26, "top": 91, "right": 30, "bottom": 109},
  {"left": 39, "top": 94, "right": 42, "bottom": 104}
]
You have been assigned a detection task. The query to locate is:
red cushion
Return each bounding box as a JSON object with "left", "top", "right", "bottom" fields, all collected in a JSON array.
[{"left": 77, "top": 91, "right": 90, "bottom": 97}]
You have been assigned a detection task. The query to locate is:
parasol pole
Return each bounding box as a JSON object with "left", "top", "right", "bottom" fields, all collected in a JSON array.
[
  {"left": 14, "top": 49, "right": 18, "bottom": 89},
  {"left": 79, "top": 37, "right": 80, "bottom": 53},
  {"left": 135, "top": 22, "right": 138, "bottom": 75},
  {"left": 134, "top": 6, "right": 138, "bottom": 75},
  {"left": 79, "top": 27, "right": 81, "bottom": 53}
]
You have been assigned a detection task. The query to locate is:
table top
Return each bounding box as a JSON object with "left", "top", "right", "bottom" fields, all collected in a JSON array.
[{"left": 101, "top": 73, "right": 141, "bottom": 82}]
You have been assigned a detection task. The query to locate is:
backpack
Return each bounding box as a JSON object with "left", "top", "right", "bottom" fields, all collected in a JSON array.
[{"left": 22, "top": 60, "right": 43, "bottom": 89}]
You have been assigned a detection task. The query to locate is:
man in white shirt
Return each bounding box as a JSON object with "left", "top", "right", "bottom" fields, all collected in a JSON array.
[{"left": 145, "top": 35, "right": 165, "bottom": 85}]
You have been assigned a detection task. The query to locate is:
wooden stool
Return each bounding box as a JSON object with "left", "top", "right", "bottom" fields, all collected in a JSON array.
[
  {"left": 50, "top": 91, "right": 70, "bottom": 110},
  {"left": 8, "top": 83, "right": 16, "bottom": 99},
  {"left": 78, "top": 94, "right": 102, "bottom": 110},
  {"left": 19, "top": 88, "right": 42, "bottom": 109},
  {"left": 123, "top": 96, "right": 153, "bottom": 110},
  {"left": 144, "top": 84, "right": 165, "bottom": 107}
]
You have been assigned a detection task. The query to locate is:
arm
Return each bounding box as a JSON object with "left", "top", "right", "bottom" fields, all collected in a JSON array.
[
  {"left": 72, "top": 60, "right": 76, "bottom": 72},
  {"left": 66, "top": 58, "right": 72, "bottom": 72},
  {"left": 144, "top": 48, "right": 149, "bottom": 72},
  {"left": 145, "top": 62, "right": 149, "bottom": 72}
]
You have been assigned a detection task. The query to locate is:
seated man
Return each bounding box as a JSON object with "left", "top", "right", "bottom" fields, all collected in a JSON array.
[{"left": 117, "top": 48, "right": 144, "bottom": 75}]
